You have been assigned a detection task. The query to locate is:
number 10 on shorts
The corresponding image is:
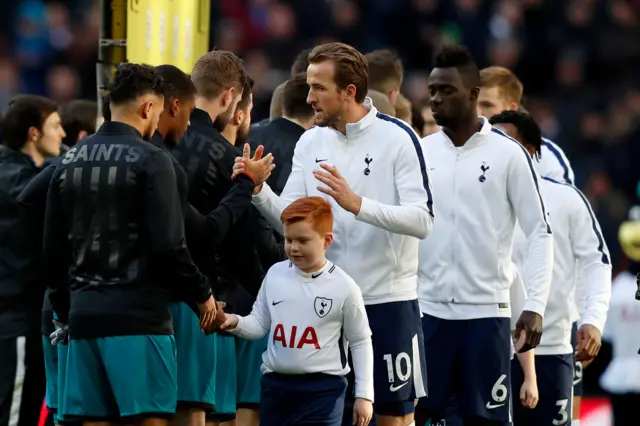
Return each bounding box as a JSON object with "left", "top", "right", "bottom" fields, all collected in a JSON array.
[{"left": 383, "top": 352, "right": 412, "bottom": 383}]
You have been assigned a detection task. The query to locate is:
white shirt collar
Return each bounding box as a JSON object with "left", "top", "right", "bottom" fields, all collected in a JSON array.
[
  {"left": 294, "top": 260, "right": 334, "bottom": 282},
  {"left": 343, "top": 97, "right": 378, "bottom": 138}
]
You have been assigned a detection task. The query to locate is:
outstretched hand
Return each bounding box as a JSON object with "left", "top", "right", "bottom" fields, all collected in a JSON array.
[{"left": 232, "top": 144, "right": 275, "bottom": 189}]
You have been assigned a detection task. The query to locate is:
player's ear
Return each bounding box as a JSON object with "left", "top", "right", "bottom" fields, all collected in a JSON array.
[
  {"left": 170, "top": 98, "right": 180, "bottom": 118},
  {"left": 344, "top": 83, "right": 357, "bottom": 101},
  {"left": 235, "top": 109, "right": 244, "bottom": 126},
  {"left": 140, "top": 101, "right": 152, "bottom": 119},
  {"left": 323, "top": 233, "right": 333, "bottom": 249},
  {"left": 222, "top": 87, "right": 235, "bottom": 108}
]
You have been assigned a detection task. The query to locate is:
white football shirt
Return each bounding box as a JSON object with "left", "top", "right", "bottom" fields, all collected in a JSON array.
[{"left": 230, "top": 260, "right": 375, "bottom": 401}]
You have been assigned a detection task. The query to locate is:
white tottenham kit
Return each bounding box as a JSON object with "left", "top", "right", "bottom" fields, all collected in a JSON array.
[
  {"left": 230, "top": 260, "right": 375, "bottom": 402},
  {"left": 535, "top": 138, "right": 575, "bottom": 185},
  {"left": 251, "top": 98, "right": 434, "bottom": 305},
  {"left": 600, "top": 271, "right": 640, "bottom": 394},
  {"left": 417, "top": 119, "right": 554, "bottom": 320},
  {"left": 512, "top": 177, "right": 611, "bottom": 355}
]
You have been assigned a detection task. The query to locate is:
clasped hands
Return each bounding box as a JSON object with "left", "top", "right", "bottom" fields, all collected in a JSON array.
[{"left": 232, "top": 143, "right": 362, "bottom": 215}]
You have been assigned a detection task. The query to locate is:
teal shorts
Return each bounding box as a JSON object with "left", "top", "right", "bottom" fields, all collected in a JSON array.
[
  {"left": 61, "top": 335, "right": 176, "bottom": 420},
  {"left": 42, "top": 335, "right": 59, "bottom": 411},
  {"left": 170, "top": 302, "right": 217, "bottom": 408},
  {"left": 235, "top": 336, "right": 267, "bottom": 406},
  {"left": 211, "top": 333, "right": 237, "bottom": 414},
  {"left": 56, "top": 343, "right": 71, "bottom": 424}
]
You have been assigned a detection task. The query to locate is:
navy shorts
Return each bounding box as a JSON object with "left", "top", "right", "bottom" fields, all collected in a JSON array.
[
  {"left": 365, "top": 300, "right": 427, "bottom": 416},
  {"left": 260, "top": 373, "right": 347, "bottom": 426},
  {"left": 511, "top": 354, "right": 573, "bottom": 426},
  {"left": 418, "top": 315, "right": 512, "bottom": 423},
  {"left": 570, "top": 322, "right": 583, "bottom": 397},
  {"left": 443, "top": 397, "right": 512, "bottom": 426}
]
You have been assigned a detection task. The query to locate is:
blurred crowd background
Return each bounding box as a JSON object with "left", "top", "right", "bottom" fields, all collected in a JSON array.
[{"left": 0, "top": 0, "right": 639, "bottom": 406}]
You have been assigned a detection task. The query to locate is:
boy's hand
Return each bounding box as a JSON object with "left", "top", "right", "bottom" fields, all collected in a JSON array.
[
  {"left": 352, "top": 398, "right": 372, "bottom": 426},
  {"left": 520, "top": 379, "right": 538, "bottom": 409},
  {"left": 220, "top": 314, "right": 239, "bottom": 331}
]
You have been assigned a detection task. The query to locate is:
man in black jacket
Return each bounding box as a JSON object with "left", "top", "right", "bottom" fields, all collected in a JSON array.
[
  {"left": 19, "top": 98, "right": 98, "bottom": 426},
  {"left": 152, "top": 64, "right": 273, "bottom": 426},
  {"left": 249, "top": 72, "right": 314, "bottom": 196},
  {"left": 43, "top": 63, "right": 218, "bottom": 424},
  {"left": 0, "top": 95, "right": 65, "bottom": 426}
]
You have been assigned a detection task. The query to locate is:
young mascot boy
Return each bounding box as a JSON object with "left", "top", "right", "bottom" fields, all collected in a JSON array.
[{"left": 219, "top": 196, "right": 374, "bottom": 426}]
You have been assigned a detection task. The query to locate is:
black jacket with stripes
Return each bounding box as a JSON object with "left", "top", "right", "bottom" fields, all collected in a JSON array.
[{"left": 43, "top": 121, "right": 212, "bottom": 339}]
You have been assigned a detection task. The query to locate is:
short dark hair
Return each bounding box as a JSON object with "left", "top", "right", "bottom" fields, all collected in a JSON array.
[
  {"left": 101, "top": 94, "right": 111, "bottom": 122},
  {"left": 237, "top": 74, "right": 254, "bottom": 111},
  {"left": 283, "top": 73, "right": 314, "bottom": 120},
  {"left": 433, "top": 44, "right": 480, "bottom": 88},
  {"left": 109, "top": 63, "right": 165, "bottom": 106},
  {"left": 365, "top": 49, "right": 404, "bottom": 94},
  {"left": 2, "top": 95, "right": 58, "bottom": 150},
  {"left": 291, "top": 48, "right": 311, "bottom": 76},
  {"left": 155, "top": 64, "right": 196, "bottom": 102},
  {"left": 191, "top": 50, "right": 245, "bottom": 100},
  {"left": 308, "top": 42, "right": 369, "bottom": 103},
  {"left": 489, "top": 110, "right": 542, "bottom": 158},
  {"left": 61, "top": 100, "right": 98, "bottom": 146}
]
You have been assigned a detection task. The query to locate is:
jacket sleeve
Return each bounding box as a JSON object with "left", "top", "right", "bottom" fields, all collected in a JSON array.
[
  {"left": 144, "top": 151, "right": 212, "bottom": 305},
  {"left": 507, "top": 147, "right": 554, "bottom": 317},
  {"left": 252, "top": 135, "right": 309, "bottom": 233},
  {"left": 42, "top": 168, "right": 71, "bottom": 323},
  {"left": 184, "top": 173, "right": 256, "bottom": 247},
  {"left": 18, "top": 164, "right": 55, "bottom": 245},
  {"left": 509, "top": 266, "right": 528, "bottom": 331},
  {"left": 568, "top": 187, "right": 612, "bottom": 333},
  {"left": 232, "top": 274, "right": 271, "bottom": 340},
  {"left": 355, "top": 132, "right": 434, "bottom": 239}
]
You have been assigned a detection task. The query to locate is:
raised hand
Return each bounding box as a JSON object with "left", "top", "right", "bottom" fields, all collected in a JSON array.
[
  {"left": 313, "top": 163, "right": 362, "bottom": 215},
  {"left": 233, "top": 144, "right": 275, "bottom": 188}
]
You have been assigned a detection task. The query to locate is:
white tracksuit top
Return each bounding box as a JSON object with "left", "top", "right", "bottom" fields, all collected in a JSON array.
[
  {"left": 252, "top": 99, "right": 434, "bottom": 305},
  {"left": 417, "top": 119, "right": 553, "bottom": 320},
  {"left": 512, "top": 177, "right": 611, "bottom": 355}
]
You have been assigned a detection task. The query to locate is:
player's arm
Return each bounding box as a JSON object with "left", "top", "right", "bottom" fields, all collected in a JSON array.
[
  {"left": 343, "top": 285, "right": 375, "bottom": 403},
  {"left": 18, "top": 163, "right": 56, "bottom": 243},
  {"left": 568, "top": 188, "right": 612, "bottom": 359},
  {"left": 144, "top": 151, "right": 212, "bottom": 307},
  {"left": 251, "top": 138, "right": 309, "bottom": 233},
  {"left": 507, "top": 149, "right": 554, "bottom": 318},
  {"left": 223, "top": 274, "right": 271, "bottom": 339},
  {"left": 42, "top": 168, "right": 70, "bottom": 324},
  {"left": 184, "top": 173, "right": 256, "bottom": 247},
  {"left": 253, "top": 212, "right": 287, "bottom": 270},
  {"left": 354, "top": 134, "right": 433, "bottom": 239}
]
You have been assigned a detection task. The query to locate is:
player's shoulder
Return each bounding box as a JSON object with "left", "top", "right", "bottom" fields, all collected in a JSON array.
[
  {"left": 540, "top": 176, "right": 584, "bottom": 203},
  {"left": 325, "top": 263, "right": 360, "bottom": 292},
  {"left": 266, "top": 260, "right": 296, "bottom": 276},
  {"left": 487, "top": 126, "right": 528, "bottom": 156},
  {"left": 373, "top": 112, "right": 419, "bottom": 145}
]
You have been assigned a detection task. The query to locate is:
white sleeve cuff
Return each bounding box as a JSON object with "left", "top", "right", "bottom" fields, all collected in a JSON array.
[
  {"left": 354, "top": 196, "right": 376, "bottom": 221},
  {"left": 523, "top": 299, "right": 546, "bottom": 318}
]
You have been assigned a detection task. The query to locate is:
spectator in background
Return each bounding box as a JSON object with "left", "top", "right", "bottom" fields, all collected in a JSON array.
[
  {"left": 367, "top": 90, "right": 395, "bottom": 116},
  {"left": 60, "top": 99, "right": 97, "bottom": 150},
  {"left": 249, "top": 72, "right": 314, "bottom": 197},
  {"left": 365, "top": 49, "right": 403, "bottom": 104},
  {"left": 394, "top": 93, "right": 412, "bottom": 124},
  {"left": 420, "top": 100, "right": 440, "bottom": 137}
]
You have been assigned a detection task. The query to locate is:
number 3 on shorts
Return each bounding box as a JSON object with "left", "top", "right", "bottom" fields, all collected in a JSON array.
[{"left": 553, "top": 399, "right": 569, "bottom": 425}]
